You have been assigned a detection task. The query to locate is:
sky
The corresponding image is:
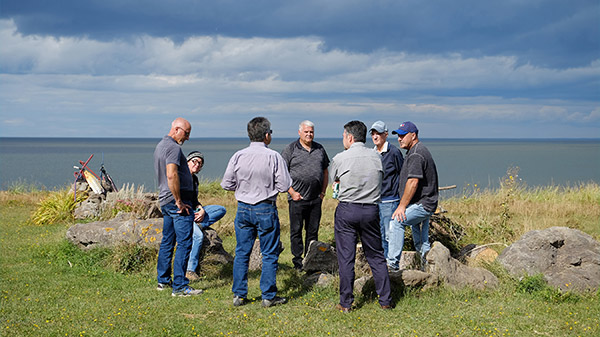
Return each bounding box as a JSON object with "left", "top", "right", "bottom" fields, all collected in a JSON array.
[{"left": 1, "top": 0, "right": 599, "bottom": 138}]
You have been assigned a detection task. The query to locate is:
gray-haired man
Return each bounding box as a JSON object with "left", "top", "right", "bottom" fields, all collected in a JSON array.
[{"left": 281, "top": 120, "right": 330, "bottom": 270}]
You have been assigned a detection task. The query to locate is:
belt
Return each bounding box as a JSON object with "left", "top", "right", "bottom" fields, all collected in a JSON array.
[
  {"left": 339, "top": 201, "right": 376, "bottom": 207},
  {"left": 256, "top": 199, "right": 276, "bottom": 205}
]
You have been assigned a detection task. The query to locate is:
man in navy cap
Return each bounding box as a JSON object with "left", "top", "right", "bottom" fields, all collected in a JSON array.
[{"left": 387, "top": 121, "right": 439, "bottom": 271}]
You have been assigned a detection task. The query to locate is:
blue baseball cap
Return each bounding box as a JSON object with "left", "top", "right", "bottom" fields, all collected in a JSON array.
[{"left": 391, "top": 121, "right": 418, "bottom": 135}]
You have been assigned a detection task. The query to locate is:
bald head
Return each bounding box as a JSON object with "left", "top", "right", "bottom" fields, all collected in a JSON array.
[{"left": 168, "top": 117, "right": 191, "bottom": 144}]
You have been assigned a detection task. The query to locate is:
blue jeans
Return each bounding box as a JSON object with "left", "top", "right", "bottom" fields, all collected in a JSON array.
[
  {"left": 157, "top": 200, "right": 195, "bottom": 292},
  {"left": 232, "top": 201, "right": 281, "bottom": 301},
  {"left": 387, "top": 203, "right": 433, "bottom": 269},
  {"left": 378, "top": 200, "right": 399, "bottom": 260},
  {"left": 187, "top": 205, "right": 227, "bottom": 272}
]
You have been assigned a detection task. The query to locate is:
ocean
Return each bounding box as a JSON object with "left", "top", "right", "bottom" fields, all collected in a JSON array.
[{"left": 1, "top": 137, "right": 599, "bottom": 197}]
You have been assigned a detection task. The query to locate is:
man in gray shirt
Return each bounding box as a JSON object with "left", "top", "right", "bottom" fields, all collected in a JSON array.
[
  {"left": 221, "top": 117, "right": 292, "bottom": 308},
  {"left": 330, "top": 120, "right": 392, "bottom": 312},
  {"left": 281, "top": 120, "right": 330, "bottom": 270},
  {"left": 154, "top": 117, "right": 203, "bottom": 296}
]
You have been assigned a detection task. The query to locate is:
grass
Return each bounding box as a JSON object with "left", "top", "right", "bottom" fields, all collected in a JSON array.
[{"left": 1, "top": 181, "right": 599, "bottom": 336}]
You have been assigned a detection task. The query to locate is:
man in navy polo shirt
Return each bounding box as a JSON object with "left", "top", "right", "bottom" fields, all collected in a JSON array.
[{"left": 370, "top": 121, "right": 404, "bottom": 261}]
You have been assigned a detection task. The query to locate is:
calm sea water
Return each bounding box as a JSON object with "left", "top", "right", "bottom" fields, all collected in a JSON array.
[{"left": 1, "top": 137, "right": 599, "bottom": 197}]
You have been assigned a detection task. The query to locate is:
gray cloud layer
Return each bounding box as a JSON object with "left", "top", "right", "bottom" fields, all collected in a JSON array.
[
  {"left": 2, "top": 0, "right": 598, "bottom": 68},
  {"left": 0, "top": 1, "right": 598, "bottom": 138}
]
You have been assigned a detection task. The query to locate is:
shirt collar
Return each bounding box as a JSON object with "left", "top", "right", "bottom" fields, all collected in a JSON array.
[{"left": 373, "top": 141, "right": 389, "bottom": 153}]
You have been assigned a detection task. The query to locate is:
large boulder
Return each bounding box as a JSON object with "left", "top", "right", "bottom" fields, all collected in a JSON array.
[
  {"left": 426, "top": 241, "right": 499, "bottom": 290},
  {"left": 66, "top": 213, "right": 233, "bottom": 266},
  {"left": 67, "top": 212, "right": 162, "bottom": 248},
  {"left": 498, "top": 226, "right": 600, "bottom": 292}
]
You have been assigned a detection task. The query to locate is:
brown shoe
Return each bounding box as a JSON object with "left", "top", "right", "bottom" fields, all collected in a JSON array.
[
  {"left": 186, "top": 271, "right": 200, "bottom": 281},
  {"left": 335, "top": 303, "right": 351, "bottom": 313},
  {"left": 381, "top": 305, "right": 392, "bottom": 310}
]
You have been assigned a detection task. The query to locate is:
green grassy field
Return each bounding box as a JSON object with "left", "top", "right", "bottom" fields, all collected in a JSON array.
[{"left": 1, "top": 182, "right": 599, "bottom": 336}]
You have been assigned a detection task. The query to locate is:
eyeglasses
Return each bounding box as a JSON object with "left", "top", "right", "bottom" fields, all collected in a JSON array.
[
  {"left": 268, "top": 129, "right": 273, "bottom": 135},
  {"left": 178, "top": 127, "right": 190, "bottom": 137},
  {"left": 190, "top": 159, "right": 203, "bottom": 166}
]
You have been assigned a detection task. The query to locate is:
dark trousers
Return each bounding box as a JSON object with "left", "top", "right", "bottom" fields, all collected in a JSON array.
[
  {"left": 289, "top": 198, "right": 322, "bottom": 268},
  {"left": 334, "top": 202, "right": 391, "bottom": 308}
]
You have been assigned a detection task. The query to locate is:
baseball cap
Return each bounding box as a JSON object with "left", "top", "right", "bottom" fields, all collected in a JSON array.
[
  {"left": 391, "top": 121, "right": 418, "bottom": 135},
  {"left": 370, "top": 121, "right": 387, "bottom": 133}
]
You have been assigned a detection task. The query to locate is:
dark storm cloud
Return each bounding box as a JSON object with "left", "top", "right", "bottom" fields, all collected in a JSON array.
[{"left": 2, "top": 0, "right": 598, "bottom": 68}]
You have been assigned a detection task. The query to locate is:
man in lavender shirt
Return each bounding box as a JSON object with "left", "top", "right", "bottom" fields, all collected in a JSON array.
[{"left": 221, "top": 117, "right": 292, "bottom": 308}]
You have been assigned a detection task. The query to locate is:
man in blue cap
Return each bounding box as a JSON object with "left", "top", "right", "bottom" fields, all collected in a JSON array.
[{"left": 387, "top": 121, "right": 439, "bottom": 271}]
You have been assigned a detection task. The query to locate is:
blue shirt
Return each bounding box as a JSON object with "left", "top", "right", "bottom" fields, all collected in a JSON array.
[
  {"left": 375, "top": 141, "right": 404, "bottom": 202},
  {"left": 221, "top": 142, "right": 292, "bottom": 204}
]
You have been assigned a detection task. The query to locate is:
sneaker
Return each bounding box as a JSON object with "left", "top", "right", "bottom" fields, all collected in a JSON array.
[
  {"left": 172, "top": 286, "right": 203, "bottom": 297},
  {"left": 261, "top": 296, "right": 288, "bottom": 308},
  {"left": 186, "top": 271, "right": 200, "bottom": 281},
  {"left": 233, "top": 295, "right": 247, "bottom": 307},
  {"left": 157, "top": 282, "right": 172, "bottom": 291}
]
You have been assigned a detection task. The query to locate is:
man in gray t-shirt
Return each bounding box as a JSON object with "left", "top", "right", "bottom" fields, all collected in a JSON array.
[
  {"left": 387, "top": 121, "right": 439, "bottom": 271},
  {"left": 153, "top": 117, "right": 202, "bottom": 296}
]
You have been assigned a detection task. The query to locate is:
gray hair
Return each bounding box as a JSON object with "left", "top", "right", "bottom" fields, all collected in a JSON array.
[{"left": 299, "top": 120, "right": 314, "bottom": 130}]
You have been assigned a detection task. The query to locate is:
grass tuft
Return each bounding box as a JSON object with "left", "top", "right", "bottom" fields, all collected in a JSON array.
[{"left": 29, "top": 188, "right": 86, "bottom": 226}]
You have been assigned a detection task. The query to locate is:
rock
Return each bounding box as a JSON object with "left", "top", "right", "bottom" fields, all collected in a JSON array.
[
  {"left": 458, "top": 244, "right": 500, "bottom": 267},
  {"left": 426, "top": 241, "right": 498, "bottom": 290},
  {"left": 198, "top": 228, "right": 234, "bottom": 265},
  {"left": 66, "top": 215, "right": 233, "bottom": 267},
  {"left": 354, "top": 276, "right": 371, "bottom": 295},
  {"left": 354, "top": 244, "right": 371, "bottom": 277},
  {"left": 67, "top": 213, "right": 163, "bottom": 249},
  {"left": 498, "top": 226, "right": 600, "bottom": 292},
  {"left": 74, "top": 192, "right": 105, "bottom": 219},
  {"left": 248, "top": 239, "right": 285, "bottom": 271},
  {"left": 398, "top": 251, "right": 421, "bottom": 270},
  {"left": 303, "top": 272, "right": 335, "bottom": 288},
  {"left": 357, "top": 269, "right": 438, "bottom": 296},
  {"left": 302, "top": 241, "right": 339, "bottom": 274},
  {"left": 389, "top": 269, "right": 438, "bottom": 290}
]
